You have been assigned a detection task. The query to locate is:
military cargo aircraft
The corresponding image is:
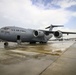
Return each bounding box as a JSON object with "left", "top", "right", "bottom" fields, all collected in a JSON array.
[{"left": 0, "top": 24, "right": 76, "bottom": 46}]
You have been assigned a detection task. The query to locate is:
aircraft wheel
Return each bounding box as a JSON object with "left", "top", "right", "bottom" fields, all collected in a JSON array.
[
  {"left": 40, "top": 42, "right": 47, "bottom": 44},
  {"left": 4, "top": 42, "right": 8, "bottom": 47}
]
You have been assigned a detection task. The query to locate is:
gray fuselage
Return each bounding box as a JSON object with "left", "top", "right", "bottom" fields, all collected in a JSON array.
[{"left": 0, "top": 26, "right": 52, "bottom": 43}]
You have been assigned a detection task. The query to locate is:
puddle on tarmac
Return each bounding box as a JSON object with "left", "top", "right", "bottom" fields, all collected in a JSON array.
[
  {"left": 2, "top": 41, "right": 75, "bottom": 55},
  {"left": 0, "top": 41, "right": 75, "bottom": 65}
]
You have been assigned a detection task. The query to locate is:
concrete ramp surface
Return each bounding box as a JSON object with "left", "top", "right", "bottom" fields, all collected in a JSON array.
[{"left": 0, "top": 41, "right": 76, "bottom": 75}]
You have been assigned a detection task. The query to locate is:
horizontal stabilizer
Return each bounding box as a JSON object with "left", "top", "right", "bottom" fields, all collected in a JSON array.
[{"left": 45, "top": 24, "right": 64, "bottom": 29}]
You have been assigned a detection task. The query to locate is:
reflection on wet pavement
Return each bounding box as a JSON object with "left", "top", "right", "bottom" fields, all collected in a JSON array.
[
  {"left": 0, "top": 41, "right": 75, "bottom": 65},
  {"left": 5, "top": 41, "right": 75, "bottom": 55}
]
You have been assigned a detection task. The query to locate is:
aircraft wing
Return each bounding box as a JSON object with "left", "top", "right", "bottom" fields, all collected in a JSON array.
[
  {"left": 61, "top": 31, "right": 76, "bottom": 34},
  {"left": 41, "top": 30, "right": 76, "bottom": 35},
  {"left": 41, "top": 24, "right": 76, "bottom": 35}
]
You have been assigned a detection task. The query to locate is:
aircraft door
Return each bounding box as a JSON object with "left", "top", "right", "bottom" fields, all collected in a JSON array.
[
  {"left": 17, "top": 35, "right": 21, "bottom": 44},
  {"left": 17, "top": 35, "right": 20, "bottom": 40}
]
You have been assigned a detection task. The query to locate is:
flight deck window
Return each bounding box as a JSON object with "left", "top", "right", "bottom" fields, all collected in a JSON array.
[{"left": 2, "top": 27, "right": 9, "bottom": 30}]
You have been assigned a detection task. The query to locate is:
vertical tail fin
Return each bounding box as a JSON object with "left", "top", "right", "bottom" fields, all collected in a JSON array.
[{"left": 45, "top": 24, "right": 64, "bottom": 31}]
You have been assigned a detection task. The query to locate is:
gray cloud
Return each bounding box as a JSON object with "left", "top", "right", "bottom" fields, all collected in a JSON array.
[{"left": 0, "top": 0, "right": 75, "bottom": 30}]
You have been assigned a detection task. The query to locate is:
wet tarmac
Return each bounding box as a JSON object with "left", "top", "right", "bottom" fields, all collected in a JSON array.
[{"left": 0, "top": 41, "right": 75, "bottom": 75}]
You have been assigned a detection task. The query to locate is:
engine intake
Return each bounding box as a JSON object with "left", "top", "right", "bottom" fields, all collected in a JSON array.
[
  {"left": 33, "top": 30, "right": 44, "bottom": 37},
  {"left": 54, "top": 30, "right": 62, "bottom": 38}
]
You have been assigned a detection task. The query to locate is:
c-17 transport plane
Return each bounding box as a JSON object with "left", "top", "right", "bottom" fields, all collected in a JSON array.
[{"left": 0, "top": 24, "right": 76, "bottom": 46}]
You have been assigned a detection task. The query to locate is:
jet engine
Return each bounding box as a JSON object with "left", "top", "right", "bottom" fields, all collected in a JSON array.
[
  {"left": 33, "top": 30, "right": 44, "bottom": 37},
  {"left": 54, "top": 30, "right": 63, "bottom": 38}
]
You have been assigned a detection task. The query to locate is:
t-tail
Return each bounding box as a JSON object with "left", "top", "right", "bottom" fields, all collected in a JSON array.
[{"left": 45, "top": 24, "right": 64, "bottom": 31}]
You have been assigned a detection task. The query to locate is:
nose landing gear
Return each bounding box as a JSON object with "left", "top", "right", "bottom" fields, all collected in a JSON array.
[{"left": 4, "top": 42, "right": 8, "bottom": 48}]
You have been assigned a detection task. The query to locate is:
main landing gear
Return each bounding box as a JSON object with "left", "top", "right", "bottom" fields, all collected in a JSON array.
[
  {"left": 30, "top": 42, "right": 36, "bottom": 44},
  {"left": 29, "top": 42, "right": 47, "bottom": 44},
  {"left": 39, "top": 42, "right": 47, "bottom": 44}
]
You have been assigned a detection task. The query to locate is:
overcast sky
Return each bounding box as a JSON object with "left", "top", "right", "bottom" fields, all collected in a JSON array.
[{"left": 0, "top": 0, "right": 76, "bottom": 33}]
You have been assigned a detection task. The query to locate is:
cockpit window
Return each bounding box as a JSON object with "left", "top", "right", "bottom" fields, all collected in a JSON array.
[{"left": 1, "top": 27, "right": 9, "bottom": 30}]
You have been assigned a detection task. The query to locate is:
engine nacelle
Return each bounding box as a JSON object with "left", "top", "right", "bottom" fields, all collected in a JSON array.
[
  {"left": 54, "top": 30, "right": 63, "bottom": 38},
  {"left": 33, "top": 30, "right": 44, "bottom": 37}
]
